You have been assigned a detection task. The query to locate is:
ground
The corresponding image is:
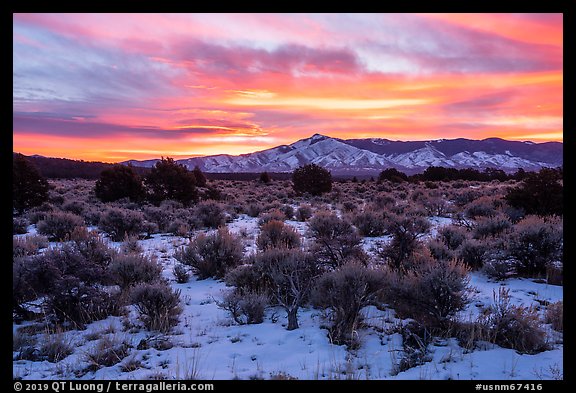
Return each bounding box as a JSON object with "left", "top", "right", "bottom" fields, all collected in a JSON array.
[{"left": 13, "top": 212, "right": 563, "bottom": 380}]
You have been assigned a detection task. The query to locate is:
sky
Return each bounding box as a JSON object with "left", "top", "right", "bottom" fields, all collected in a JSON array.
[{"left": 13, "top": 13, "right": 563, "bottom": 162}]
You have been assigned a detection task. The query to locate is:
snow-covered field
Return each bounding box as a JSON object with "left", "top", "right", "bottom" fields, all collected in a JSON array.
[{"left": 13, "top": 214, "right": 563, "bottom": 381}]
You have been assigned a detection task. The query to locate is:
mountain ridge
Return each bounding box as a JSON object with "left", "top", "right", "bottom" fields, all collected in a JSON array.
[{"left": 123, "top": 134, "right": 562, "bottom": 175}]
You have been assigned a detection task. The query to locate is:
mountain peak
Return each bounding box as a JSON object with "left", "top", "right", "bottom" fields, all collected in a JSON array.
[{"left": 310, "top": 133, "right": 329, "bottom": 140}]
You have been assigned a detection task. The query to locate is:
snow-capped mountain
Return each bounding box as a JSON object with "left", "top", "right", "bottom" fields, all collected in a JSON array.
[{"left": 123, "top": 134, "right": 562, "bottom": 174}]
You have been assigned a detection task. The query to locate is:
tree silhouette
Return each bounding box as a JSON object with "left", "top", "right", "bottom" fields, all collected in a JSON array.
[
  {"left": 95, "top": 165, "right": 144, "bottom": 202},
  {"left": 144, "top": 158, "right": 198, "bottom": 205},
  {"left": 259, "top": 171, "right": 271, "bottom": 183},
  {"left": 192, "top": 166, "right": 207, "bottom": 187},
  {"left": 505, "top": 168, "right": 562, "bottom": 216},
  {"left": 378, "top": 168, "right": 408, "bottom": 183},
  {"left": 292, "top": 164, "right": 332, "bottom": 196},
  {"left": 13, "top": 153, "right": 49, "bottom": 214}
]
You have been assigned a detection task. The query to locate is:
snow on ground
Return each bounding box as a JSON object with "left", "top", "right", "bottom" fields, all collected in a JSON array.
[{"left": 13, "top": 214, "right": 563, "bottom": 380}]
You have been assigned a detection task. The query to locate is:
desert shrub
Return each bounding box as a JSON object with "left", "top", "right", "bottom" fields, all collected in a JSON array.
[
  {"left": 37, "top": 211, "right": 84, "bottom": 241},
  {"left": 377, "top": 213, "right": 430, "bottom": 271},
  {"left": 394, "top": 321, "right": 433, "bottom": 374},
  {"left": 173, "top": 263, "right": 190, "bottom": 284},
  {"left": 193, "top": 201, "right": 226, "bottom": 229},
  {"left": 438, "top": 225, "right": 468, "bottom": 250},
  {"left": 464, "top": 196, "right": 498, "bottom": 219},
  {"left": 373, "top": 192, "right": 397, "bottom": 208},
  {"left": 46, "top": 278, "right": 124, "bottom": 327},
  {"left": 340, "top": 200, "right": 359, "bottom": 213},
  {"left": 506, "top": 215, "right": 562, "bottom": 277},
  {"left": 36, "top": 242, "right": 111, "bottom": 286},
  {"left": 480, "top": 288, "right": 548, "bottom": 354},
  {"left": 99, "top": 207, "right": 145, "bottom": 241},
  {"left": 295, "top": 204, "right": 313, "bottom": 221},
  {"left": 85, "top": 336, "right": 132, "bottom": 371},
  {"left": 257, "top": 220, "right": 301, "bottom": 251},
  {"left": 292, "top": 164, "right": 332, "bottom": 196},
  {"left": 13, "top": 231, "right": 117, "bottom": 322},
  {"left": 482, "top": 258, "right": 515, "bottom": 281},
  {"left": 505, "top": 168, "right": 562, "bottom": 216},
  {"left": 224, "top": 265, "right": 269, "bottom": 296},
  {"left": 13, "top": 217, "right": 29, "bottom": 234},
  {"left": 130, "top": 282, "right": 182, "bottom": 332},
  {"left": 420, "top": 196, "right": 451, "bottom": 217},
  {"left": 545, "top": 301, "right": 563, "bottom": 332},
  {"left": 61, "top": 199, "right": 87, "bottom": 216},
  {"left": 13, "top": 256, "right": 60, "bottom": 319},
  {"left": 70, "top": 228, "right": 116, "bottom": 272},
  {"left": 218, "top": 289, "right": 267, "bottom": 325},
  {"left": 13, "top": 153, "right": 50, "bottom": 214},
  {"left": 308, "top": 211, "right": 366, "bottom": 268},
  {"left": 95, "top": 165, "right": 144, "bottom": 202},
  {"left": 144, "top": 158, "right": 198, "bottom": 205},
  {"left": 280, "top": 205, "right": 295, "bottom": 220},
  {"left": 546, "top": 263, "right": 563, "bottom": 286},
  {"left": 254, "top": 248, "right": 321, "bottom": 330},
  {"left": 142, "top": 205, "right": 174, "bottom": 232},
  {"left": 258, "top": 209, "right": 286, "bottom": 226},
  {"left": 352, "top": 209, "right": 387, "bottom": 237},
  {"left": 453, "top": 189, "right": 482, "bottom": 207},
  {"left": 426, "top": 239, "right": 453, "bottom": 261},
  {"left": 108, "top": 253, "right": 162, "bottom": 290},
  {"left": 13, "top": 330, "right": 38, "bottom": 360},
  {"left": 37, "top": 333, "right": 74, "bottom": 363},
  {"left": 387, "top": 257, "right": 470, "bottom": 327},
  {"left": 456, "top": 238, "right": 489, "bottom": 270},
  {"left": 246, "top": 202, "right": 265, "bottom": 218},
  {"left": 119, "top": 235, "right": 143, "bottom": 254},
  {"left": 13, "top": 235, "right": 49, "bottom": 258},
  {"left": 166, "top": 219, "right": 190, "bottom": 237},
  {"left": 313, "top": 262, "right": 386, "bottom": 347},
  {"left": 78, "top": 204, "right": 103, "bottom": 226},
  {"left": 174, "top": 228, "right": 243, "bottom": 279},
  {"left": 473, "top": 214, "right": 512, "bottom": 239}
]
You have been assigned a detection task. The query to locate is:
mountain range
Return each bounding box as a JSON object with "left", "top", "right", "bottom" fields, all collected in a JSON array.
[{"left": 123, "top": 134, "right": 562, "bottom": 175}]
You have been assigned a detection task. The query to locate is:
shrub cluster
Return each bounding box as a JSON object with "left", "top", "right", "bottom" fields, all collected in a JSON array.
[
  {"left": 313, "top": 262, "right": 385, "bottom": 347},
  {"left": 108, "top": 253, "right": 163, "bottom": 290},
  {"left": 175, "top": 228, "right": 243, "bottom": 279},
  {"left": 218, "top": 290, "right": 267, "bottom": 325},
  {"left": 257, "top": 220, "right": 301, "bottom": 250},
  {"left": 377, "top": 213, "right": 430, "bottom": 271},
  {"left": 13, "top": 230, "right": 121, "bottom": 326},
  {"left": 479, "top": 288, "right": 548, "bottom": 354},
  {"left": 351, "top": 209, "right": 387, "bottom": 237},
  {"left": 387, "top": 256, "right": 470, "bottom": 327},
  {"left": 99, "top": 208, "right": 145, "bottom": 241},
  {"left": 130, "top": 282, "right": 182, "bottom": 332},
  {"left": 37, "top": 211, "right": 84, "bottom": 241},
  {"left": 193, "top": 201, "right": 226, "bottom": 229},
  {"left": 308, "top": 211, "right": 366, "bottom": 268}
]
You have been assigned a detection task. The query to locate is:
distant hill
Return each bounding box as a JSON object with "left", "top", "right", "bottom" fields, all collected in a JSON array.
[{"left": 13, "top": 154, "right": 150, "bottom": 179}]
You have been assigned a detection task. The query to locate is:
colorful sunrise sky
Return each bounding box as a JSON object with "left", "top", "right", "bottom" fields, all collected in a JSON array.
[{"left": 13, "top": 13, "right": 563, "bottom": 162}]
